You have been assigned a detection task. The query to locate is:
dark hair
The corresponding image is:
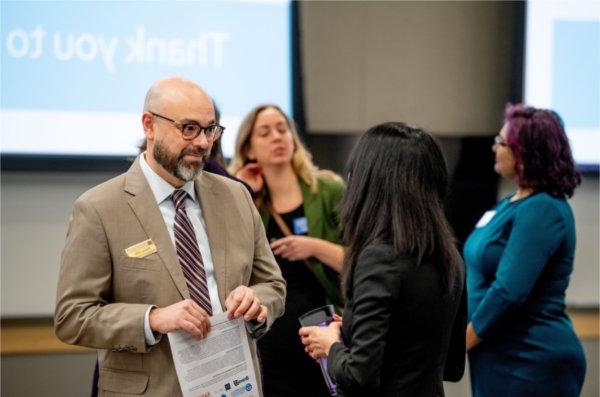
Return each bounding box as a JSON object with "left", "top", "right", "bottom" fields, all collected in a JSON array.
[
  {"left": 504, "top": 103, "right": 581, "bottom": 198},
  {"left": 340, "top": 122, "right": 460, "bottom": 291}
]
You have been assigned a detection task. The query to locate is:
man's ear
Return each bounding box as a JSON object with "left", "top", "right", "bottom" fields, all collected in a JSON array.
[{"left": 142, "top": 112, "right": 155, "bottom": 140}]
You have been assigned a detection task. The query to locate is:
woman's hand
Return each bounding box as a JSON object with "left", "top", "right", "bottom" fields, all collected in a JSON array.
[
  {"left": 271, "top": 236, "right": 345, "bottom": 272},
  {"left": 299, "top": 322, "right": 342, "bottom": 360},
  {"left": 466, "top": 322, "right": 482, "bottom": 351},
  {"left": 270, "top": 235, "right": 315, "bottom": 261},
  {"left": 235, "top": 163, "right": 264, "bottom": 193}
]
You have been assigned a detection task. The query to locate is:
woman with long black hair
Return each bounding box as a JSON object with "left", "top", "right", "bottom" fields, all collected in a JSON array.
[{"left": 300, "top": 122, "right": 466, "bottom": 396}]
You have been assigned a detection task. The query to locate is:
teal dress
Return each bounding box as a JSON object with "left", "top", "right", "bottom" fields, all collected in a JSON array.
[{"left": 464, "top": 192, "right": 585, "bottom": 397}]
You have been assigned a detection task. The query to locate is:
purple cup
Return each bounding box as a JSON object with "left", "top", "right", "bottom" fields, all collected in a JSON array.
[{"left": 299, "top": 304, "right": 339, "bottom": 396}]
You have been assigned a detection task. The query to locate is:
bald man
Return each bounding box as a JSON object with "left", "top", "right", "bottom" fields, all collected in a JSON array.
[{"left": 55, "top": 77, "right": 286, "bottom": 396}]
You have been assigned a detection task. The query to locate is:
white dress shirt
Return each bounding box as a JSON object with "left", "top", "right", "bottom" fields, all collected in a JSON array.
[{"left": 139, "top": 154, "right": 223, "bottom": 344}]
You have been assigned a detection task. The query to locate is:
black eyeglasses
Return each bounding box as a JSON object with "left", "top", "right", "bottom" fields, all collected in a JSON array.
[
  {"left": 150, "top": 112, "right": 225, "bottom": 141},
  {"left": 494, "top": 135, "right": 508, "bottom": 147}
]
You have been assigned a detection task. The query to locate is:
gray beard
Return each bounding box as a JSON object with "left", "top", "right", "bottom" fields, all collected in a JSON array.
[{"left": 153, "top": 140, "right": 205, "bottom": 182}]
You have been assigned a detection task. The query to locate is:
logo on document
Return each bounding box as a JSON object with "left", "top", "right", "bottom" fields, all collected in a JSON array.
[
  {"left": 245, "top": 383, "right": 252, "bottom": 392},
  {"left": 233, "top": 375, "right": 249, "bottom": 386}
]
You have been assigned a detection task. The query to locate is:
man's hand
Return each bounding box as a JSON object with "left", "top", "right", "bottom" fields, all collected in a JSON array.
[
  {"left": 225, "top": 286, "right": 267, "bottom": 323},
  {"left": 149, "top": 299, "right": 210, "bottom": 340}
]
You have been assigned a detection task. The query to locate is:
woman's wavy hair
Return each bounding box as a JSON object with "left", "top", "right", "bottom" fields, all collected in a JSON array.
[
  {"left": 229, "top": 104, "right": 340, "bottom": 202},
  {"left": 341, "top": 122, "right": 461, "bottom": 292},
  {"left": 504, "top": 103, "right": 581, "bottom": 198}
]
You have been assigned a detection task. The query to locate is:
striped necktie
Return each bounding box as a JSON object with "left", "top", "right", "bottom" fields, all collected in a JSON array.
[{"left": 170, "top": 189, "right": 213, "bottom": 315}]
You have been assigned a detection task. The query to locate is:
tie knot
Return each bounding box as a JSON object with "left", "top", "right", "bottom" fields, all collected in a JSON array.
[{"left": 171, "top": 189, "right": 189, "bottom": 209}]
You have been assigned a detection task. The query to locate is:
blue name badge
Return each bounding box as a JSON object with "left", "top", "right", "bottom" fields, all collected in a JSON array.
[{"left": 293, "top": 216, "right": 308, "bottom": 235}]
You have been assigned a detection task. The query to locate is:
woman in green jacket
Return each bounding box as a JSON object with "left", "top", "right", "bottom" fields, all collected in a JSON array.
[{"left": 230, "top": 104, "right": 344, "bottom": 397}]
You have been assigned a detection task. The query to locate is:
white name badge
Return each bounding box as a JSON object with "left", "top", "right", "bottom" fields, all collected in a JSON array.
[{"left": 476, "top": 210, "right": 496, "bottom": 228}]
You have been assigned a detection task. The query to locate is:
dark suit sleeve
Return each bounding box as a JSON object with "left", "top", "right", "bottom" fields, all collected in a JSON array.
[
  {"left": 443, "top": 275, "right": 467, "bottom": 382},
  {"left": 327, "top": 245, "right": 401, "bottom": 390}
]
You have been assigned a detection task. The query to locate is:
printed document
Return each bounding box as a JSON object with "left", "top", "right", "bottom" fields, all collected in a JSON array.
[{"left": 169, "top": 313, "right": 259, "bottom": 397}]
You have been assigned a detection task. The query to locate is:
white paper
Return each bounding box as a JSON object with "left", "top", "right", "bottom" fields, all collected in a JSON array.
[{"left": 168, "top": 313, "right": 259, "bottom": 397}]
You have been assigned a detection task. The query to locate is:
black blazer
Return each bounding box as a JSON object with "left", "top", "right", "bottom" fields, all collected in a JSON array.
[{"left": 328, "top": 244, "right": 466, "bottom": 397}]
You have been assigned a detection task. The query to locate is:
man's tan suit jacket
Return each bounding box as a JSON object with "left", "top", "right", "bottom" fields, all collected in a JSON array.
[{"left": 55, "top": 159, "right": 286, "bottom": 396}]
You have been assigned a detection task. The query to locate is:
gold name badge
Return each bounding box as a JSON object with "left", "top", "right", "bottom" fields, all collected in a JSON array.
[{"left": 125, "top": 239, "right": 157, "bottom": 258}]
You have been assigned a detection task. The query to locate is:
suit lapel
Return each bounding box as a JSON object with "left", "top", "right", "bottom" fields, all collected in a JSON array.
[
  {"left": 124, "top": 160, "right": 189, "bottom": 299},
  {"left": 195, "top": 173, "right": 229, "bottom": 307}
]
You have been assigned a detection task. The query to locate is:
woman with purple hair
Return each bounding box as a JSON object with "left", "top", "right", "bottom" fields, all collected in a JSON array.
[{"left": 464, "top": 104, "right": 586, "bottom": 397}]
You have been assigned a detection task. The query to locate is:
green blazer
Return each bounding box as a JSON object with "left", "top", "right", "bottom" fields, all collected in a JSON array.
[{"left": 259, "top": 175, "right": 345, "bottom": 307}]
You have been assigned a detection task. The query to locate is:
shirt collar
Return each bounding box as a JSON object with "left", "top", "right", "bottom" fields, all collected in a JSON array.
[{"left": 139, "top": 153, "right": 197, "bottom": 205}]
